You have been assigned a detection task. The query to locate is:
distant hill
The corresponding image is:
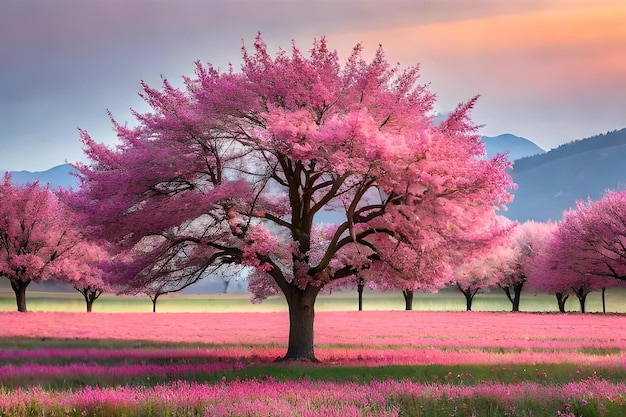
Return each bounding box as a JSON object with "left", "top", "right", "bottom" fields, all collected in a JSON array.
[
  {"left": 482, "top": 133, "right": 545, "bottom": 162},
  {"left": 505, "top": 128, "right": 626, "bottom": 222},
  {"left": 4, "top": 164, "right": 78, "bottom": 189},
  {"left": 513, "top": 128, "right": 626, "bottom": 172}
]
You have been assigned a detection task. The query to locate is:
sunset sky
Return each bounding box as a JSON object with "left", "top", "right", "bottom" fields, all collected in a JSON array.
[{"left": 1, "top": 0, "right": 625, "bottom": 171}]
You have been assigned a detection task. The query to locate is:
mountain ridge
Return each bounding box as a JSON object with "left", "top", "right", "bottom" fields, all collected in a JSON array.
[
  {"left": 505, "top": 142, "right": 626, "bottom": 222},
  {"left": 3, "top": 164, "right": 78, "bottom": 189},
  {"left": 513, "top": 128, "right": 626, "bottom": 172},
  {"left": 482, "top": 133, "right": 545, "bottom": 162}
]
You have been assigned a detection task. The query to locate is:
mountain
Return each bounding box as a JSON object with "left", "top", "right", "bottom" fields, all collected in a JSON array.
[
  {"left": 4, "top": 164, "right": 78, "bottom": 189},
  {"left": 504, "top": 128, "right": 626, "bottom": 222},
  {"left": 513, "top": 128, "right": 626, "bottom": 172},
  {"left": 482, "top": 133, "right": 545, "bottom": 162}
]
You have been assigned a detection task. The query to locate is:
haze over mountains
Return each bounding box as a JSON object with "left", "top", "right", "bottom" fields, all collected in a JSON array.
[{"left": 3, "top": 128, "right": 626, "bottom": 224}]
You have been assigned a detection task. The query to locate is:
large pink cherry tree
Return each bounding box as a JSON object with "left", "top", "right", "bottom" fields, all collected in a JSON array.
[
  {"left": 0, "top": 175, "right": 81, "bottom": 312},
  {"left": 72, "top": 36, "right": 513, "bottom": 360}
]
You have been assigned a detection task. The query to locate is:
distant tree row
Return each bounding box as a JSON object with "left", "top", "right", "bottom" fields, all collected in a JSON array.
[
  {"left": 2, "top": 173, "right": 625, "bottom": 330},
  {"left": 409, "top": 191, "right": 626, "bottom": 314}
]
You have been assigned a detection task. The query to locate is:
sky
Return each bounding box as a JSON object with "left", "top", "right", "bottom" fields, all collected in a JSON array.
[{"left": 2, "top": 0, "right": 625, "bottom": 172}]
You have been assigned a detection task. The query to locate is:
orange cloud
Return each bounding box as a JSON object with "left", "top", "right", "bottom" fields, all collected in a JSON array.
[{"left": 330, "top": 2, "right": 626, "bottom": 105}]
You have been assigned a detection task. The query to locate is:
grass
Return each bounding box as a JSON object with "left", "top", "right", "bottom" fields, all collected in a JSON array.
[
  {"left": 1, "top": 336, "right": 624, "bottom": 416},
  {"left": 2, "top": 287, "right": 626, "bottom": 313},
  {"left": 2, "top": 337, "right": 625, "bottom": 389},
  {"left": 213, "top": 362, "right": 626, "bottom": 386}
]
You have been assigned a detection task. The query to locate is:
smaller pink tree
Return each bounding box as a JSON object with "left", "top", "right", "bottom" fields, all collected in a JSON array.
[
  {"left": 530, "top": 216, "right": 621, "bottom": 313},
  {"left": 558, "top": 191, "right": 626, "bottom": 281},
  {"left": 0, "top": 175, "right": 81, "bottom": 312},
  {"left": 452, "top": 243, "right": 511, "bottom": 311},
  {"left": 532, "top": 253, "right": 616, "bottom": 313},
  {"left": 358, "top": 213, "right": 514, "bottom": 311},
  {"left": 56, "top": 241, "right": 112, "bottom": 312},
  {"left": 498, "top": 221, "right": 556, "bottom": 311}
]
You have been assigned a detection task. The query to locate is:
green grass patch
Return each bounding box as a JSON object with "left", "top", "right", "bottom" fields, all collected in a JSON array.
[
  {"left": 3, "top": 287, "right": 626, "bottom": 313},
  {"left": 212, "top": 363, "right": 626, "bottom": 386},
  {"left": 579, "top": 346, "right": 623, "bottom": 356},
  {"left": 0, "top": 336, "right": 282, "bottom": 351},
  {"left": 2, "top": 361, "right": 624, "bottom": 391}
]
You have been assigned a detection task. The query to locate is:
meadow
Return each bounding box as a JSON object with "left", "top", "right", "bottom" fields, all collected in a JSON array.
[
  {"left": 0, "top": 290, "right": 625, "bottom": 416},
  {"left": 2, "top": 286, "right": 626, "bottom": 313}
]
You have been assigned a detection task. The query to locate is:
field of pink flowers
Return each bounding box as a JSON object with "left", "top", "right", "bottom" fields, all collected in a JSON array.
[
  {"left": 1, "top": 311, "right": 625, "bottom": 416},
  {"left": 2, "top": 311, "right": 625, "bottom": 366}
]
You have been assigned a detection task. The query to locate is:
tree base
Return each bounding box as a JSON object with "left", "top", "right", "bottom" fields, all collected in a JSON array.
[{"left": 274, "top": 355, "right": 319, "bottom": 363}]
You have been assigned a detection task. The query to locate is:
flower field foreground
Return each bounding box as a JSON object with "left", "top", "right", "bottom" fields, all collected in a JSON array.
[
  {"left": 1, "top": 311, "right": 625, "bottom": 416},
  {"left": 1, "top": 377, "right": 625, "bottom": 417}
]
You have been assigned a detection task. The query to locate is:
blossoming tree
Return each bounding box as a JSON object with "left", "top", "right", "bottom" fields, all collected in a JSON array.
[
  {"left": 498, "top": 221, "right": 556, "bottom": 311},
  {"left": 72, "top": 36, "right": 513, "bottom": 360},
  {"left": 0, "top": 175, "right": 80, "bottom": 312},
  {"left": 56, "top": 240, "right": 112, "bottom": 312},
  {"left": 362, "top": 213, "right": 513, "bottom": 310},
  {"left": 530, "top": 238, "right": 616, "bottom": 313},
  {"left": 452, "top": 242, "right": 513, "bottom": 311},
  {"left": 531, "top": 193, "right": 626, "bottom": 312},
  {"left": 558, "top": 191, "right": 626, "bottom": 281}
]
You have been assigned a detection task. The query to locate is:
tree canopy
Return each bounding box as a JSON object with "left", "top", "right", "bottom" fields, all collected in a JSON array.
[{"left": 556, "top": 190, "right": 626, "bottom": 281}]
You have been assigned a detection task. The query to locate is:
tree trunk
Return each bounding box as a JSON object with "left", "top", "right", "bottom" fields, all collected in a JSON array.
[
  {"left": 150, "top": 293, "right": 160, "bottom": 313},
  {"left": 282, "top": 285, "right": 320, "bottom": 361},
  {"left": 511, "top": 291, "right": 520, "bottom": 312},
  {"left": 402, "top": 289, "right": 413, "bottom": 311},
  {"left": 83, "top": 288, "right": 102, "bottom": 313},
  {"left": 574, "top": 288, "right": 588, "bottom": 313},
  {"left": 357, "top": 278, "right": 364, "bottom": 311},
  {"left": 579, "top": 295, "right": 587, "bottom": 313},
  {"left": 10, "top": 279, "right": 30, "bottom": 313},
  {"left": 555, "top": 293, "right": 568, "bottom": 313},
  {"left": 501, "top": 282, "right": 524, "bottom": 312},
  {"left": 602, "top": 287, "right": 606, "bottom": 314},
  {"left": 75, "top": 287, "right": 103, "bottom": 313},
  {"left": 458, "top": 284, "right": 477, "bottom": 311},
  {"left": 85, "top": 297, "right": 93, "bottom": 313}
]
